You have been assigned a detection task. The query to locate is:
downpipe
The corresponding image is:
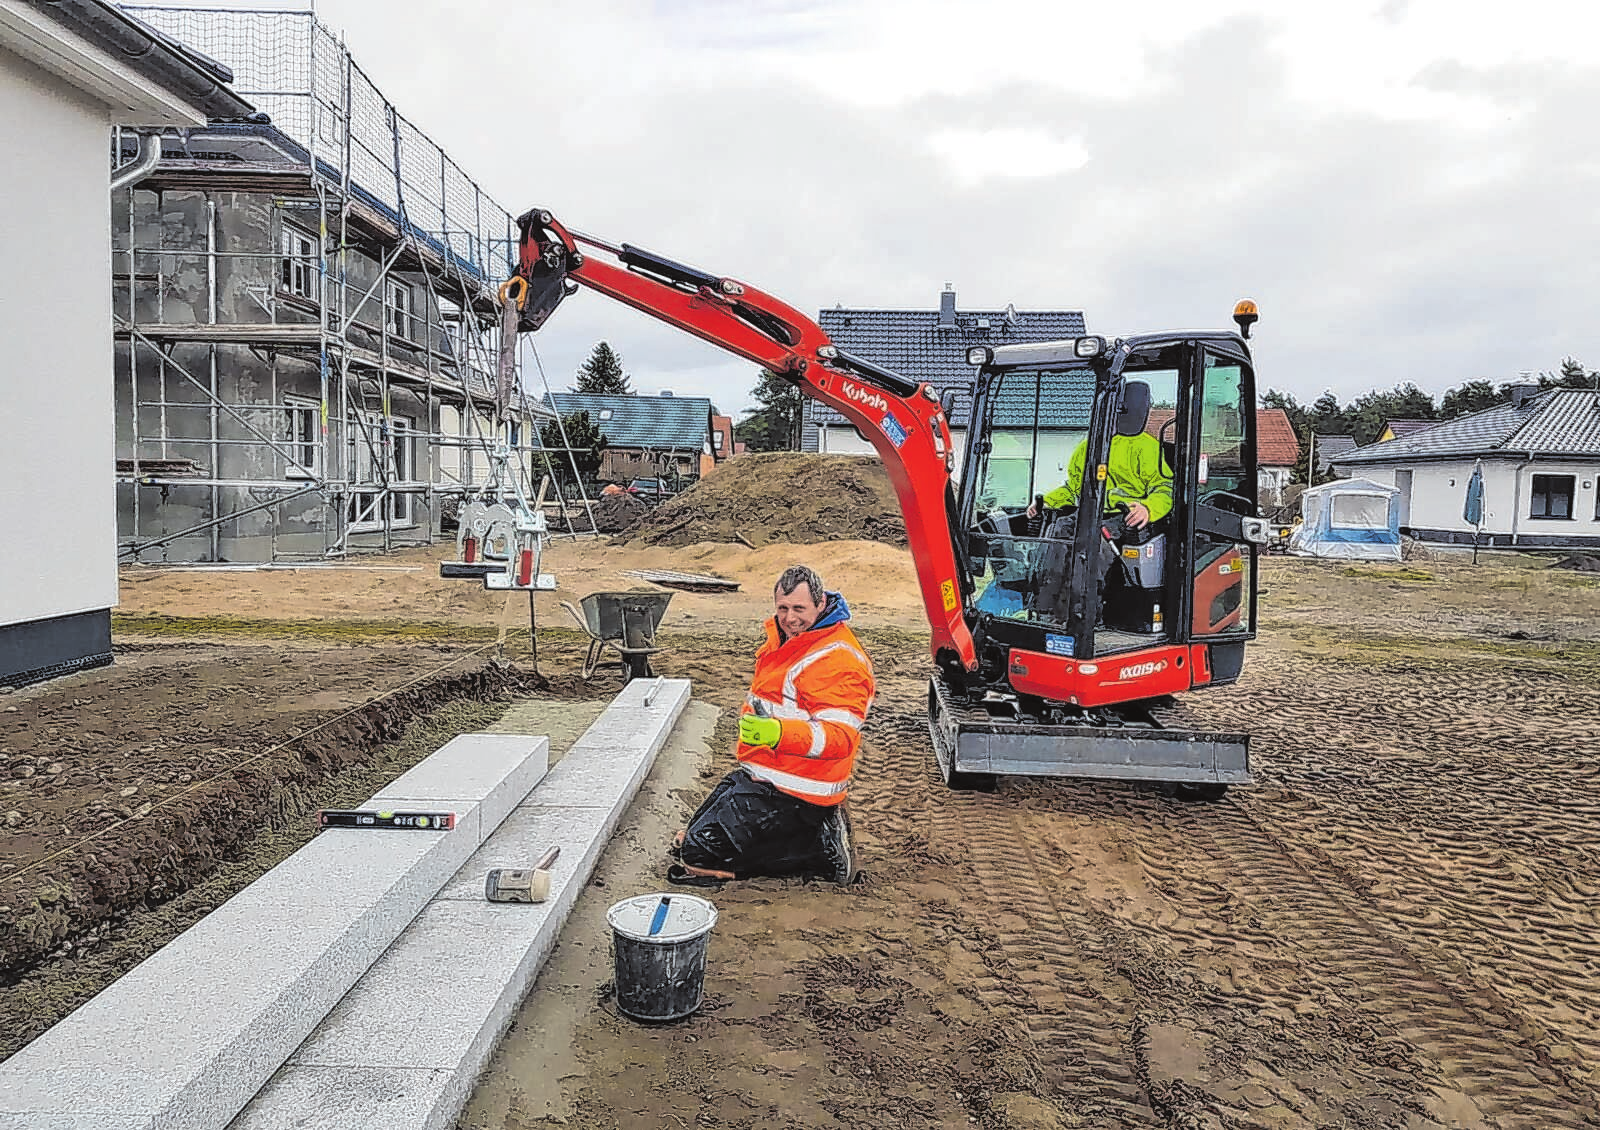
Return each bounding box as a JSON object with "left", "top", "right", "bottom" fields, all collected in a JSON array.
[{"left": 110, "top": 133, "right": 162, "bottom": 191}]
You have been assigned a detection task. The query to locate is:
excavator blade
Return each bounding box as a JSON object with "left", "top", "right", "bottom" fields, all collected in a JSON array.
[{"left": 927, "top": 675, "right": 1252, "bottom": 792}]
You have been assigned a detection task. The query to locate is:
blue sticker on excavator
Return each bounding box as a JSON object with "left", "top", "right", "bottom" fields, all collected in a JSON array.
[
  {"left": 1046, "top": 634, "right": 1074, "bottom": 655},
  {"left": 882, "top": 413, "right": 908, "bottom": 448}
]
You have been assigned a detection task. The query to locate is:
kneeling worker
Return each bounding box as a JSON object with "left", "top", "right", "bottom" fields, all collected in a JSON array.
[{"left": 670, "top": 565, "right": 874, "bottom": 887}]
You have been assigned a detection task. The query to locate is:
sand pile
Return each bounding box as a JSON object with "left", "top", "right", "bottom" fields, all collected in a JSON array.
[{"left": 626, "top": 453, "right": 907, "bottom": 547}]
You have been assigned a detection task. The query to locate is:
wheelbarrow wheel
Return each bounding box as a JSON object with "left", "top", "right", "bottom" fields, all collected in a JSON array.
[{"left": 623, "top": 652, "right": 654, "bottom": 681}]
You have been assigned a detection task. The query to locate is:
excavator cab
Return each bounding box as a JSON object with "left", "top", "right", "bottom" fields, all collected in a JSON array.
[
  {"left": 931, "top": 322, "right": 1269, "bottom": 795},
  {"left": 958, "top": 333, "right": 1262, "bottom": 667}
]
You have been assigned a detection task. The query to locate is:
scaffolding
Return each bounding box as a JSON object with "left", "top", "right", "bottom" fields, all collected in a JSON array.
[{"left": 113, "top": 4, "right": 596, "bottom": 562}]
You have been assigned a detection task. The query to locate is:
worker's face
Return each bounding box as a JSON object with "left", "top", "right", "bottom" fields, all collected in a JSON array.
[{"left": 774, "top": 584, "right": 823, "bottom": 637}]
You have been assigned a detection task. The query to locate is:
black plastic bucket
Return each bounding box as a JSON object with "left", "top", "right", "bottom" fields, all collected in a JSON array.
[{"left": 606, "top": 893, "right": 718, "bottom": 1022}]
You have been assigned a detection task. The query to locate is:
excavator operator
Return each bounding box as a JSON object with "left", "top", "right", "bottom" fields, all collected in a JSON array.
[
  {"left": 1026, "top": 382, "right": 1173, "bottom": 621},
  {"left": 1029, "top": 381, "right": 1172, "bottom": 530},
  {"left": 668, "top": 565, "right": 875, "bottom": 888}
]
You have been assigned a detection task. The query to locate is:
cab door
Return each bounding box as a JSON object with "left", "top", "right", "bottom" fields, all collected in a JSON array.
[{"left": 1185, "top": 347, "right": 1258, "bottom": 653}]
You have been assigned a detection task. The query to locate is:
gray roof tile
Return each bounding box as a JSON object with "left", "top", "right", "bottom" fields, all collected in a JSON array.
[
  {"left": 546, "top": 393, "right": 711, "bottom": 450},
  {"left": 808, "top": 301, "right": 1085, "bottom": 430},
  {"left": 1336, "top": 390, "right": 1600, "bottom": 464}
]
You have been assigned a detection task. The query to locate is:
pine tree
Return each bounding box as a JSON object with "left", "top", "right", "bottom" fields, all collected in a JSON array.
[
  {"left": 734, "top": 369, "right": 806, "bottom": 452},
  {"left": 573, "top": 342, "right": 632, "bottom": 395}
]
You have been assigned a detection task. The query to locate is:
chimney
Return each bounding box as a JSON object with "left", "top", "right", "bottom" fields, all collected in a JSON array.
[
  {"left": 1508, "top": 383, "right": 1540, "bottom": 409},
  {"left": 936, "top": 284, "right": 957, "bottom": 331}
]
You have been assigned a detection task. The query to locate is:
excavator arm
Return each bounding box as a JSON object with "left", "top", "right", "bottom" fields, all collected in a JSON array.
[{"left": 506, "top": 208, "right": 978, "bottom": 671}]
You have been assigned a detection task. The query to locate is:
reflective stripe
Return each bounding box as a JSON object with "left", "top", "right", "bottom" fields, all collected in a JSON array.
[
  {"left": 805, "top": 722, "right": 827, "bottom": 758},
  {"left": 813, "top": 708, "right": 864, "bottom": 730},
  {"left": 781, "top": 642, "right": 870, "bottom": 705},
  {"left": 747, "top": 693, "right": 808, "bottom": 721},
  {"left": 742, "top": 760, "right": 849, "bottom": 798}
]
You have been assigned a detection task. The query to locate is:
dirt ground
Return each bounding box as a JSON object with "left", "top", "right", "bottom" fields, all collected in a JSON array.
[{"left": 5, "top": 541, "right": 1600, "bottom": 1128}]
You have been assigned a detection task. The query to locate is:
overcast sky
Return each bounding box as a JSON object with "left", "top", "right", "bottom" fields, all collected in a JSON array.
[{"left": 296, "top": 0, "right": 1598, "bottom": 416}]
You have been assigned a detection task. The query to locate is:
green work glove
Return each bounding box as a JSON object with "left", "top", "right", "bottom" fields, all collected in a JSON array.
[{"left": 739, "top": 714, "right": 782, "bottom": 748}]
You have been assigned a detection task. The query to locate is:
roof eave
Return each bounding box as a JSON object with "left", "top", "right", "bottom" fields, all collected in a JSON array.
[{"left": 6, "top": 0, "right": 256, "bottom": 123}]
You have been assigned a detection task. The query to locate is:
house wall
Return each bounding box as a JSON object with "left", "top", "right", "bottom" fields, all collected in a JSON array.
[
  {"left": 1357, "top": 458, "right": 1600, "bottom": 548},
  {"left": 601, "top": 449, "right": 701, "bottom": 484},
  {"left": 817, "top": 424, "right": 972, "bottom": 478},
  {"left": 112, "top": 186, "right": 455, "bottom": 561},
  {"left": 0, "top": 49, "right": 117, "bottom": 683}
]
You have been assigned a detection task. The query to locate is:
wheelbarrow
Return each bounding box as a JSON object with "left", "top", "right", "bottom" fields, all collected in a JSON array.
[{"left": 560, "top": 591, "right": 674, "bottom": 682}]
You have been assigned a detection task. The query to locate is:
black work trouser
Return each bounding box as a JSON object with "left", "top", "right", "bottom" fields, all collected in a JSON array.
[{"left": 679, "top": 767, "right": 834, "bottom": 878}]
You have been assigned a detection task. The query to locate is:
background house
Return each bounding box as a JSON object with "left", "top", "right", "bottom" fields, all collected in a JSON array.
[
  {"left": 1377, "top": 418, "right": 1439, "bottom": 443},
  {"left": 1313, "top": 434, "right": 1358, "bottom": 476},
  {"left": 1, "top": 0, "right": 252, "bottom": 688},
  {"left": 807, "top": 286, "right": 1085, "bottom": 475},
  {"left": 708, "top": 413, "right": 735, "bottom": 472},
  {"left": 1256, "top": 408, "right": 1302, "bottom": 505},
  {"left": 1332, "top": 385, "right": 1600, "bottom": 548},
  {"left": 110, "top": 6, "right": 550, "bottom": 564},
  {"left": 548, "top": 392, "right": 714, "bottom": 487},
  {"left": 1148, "top": 407, "right": 1300, "bottom": 506}
]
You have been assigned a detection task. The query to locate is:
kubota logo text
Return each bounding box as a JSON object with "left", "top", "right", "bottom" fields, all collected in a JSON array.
[
  {"left": 841, "top": 381, "right": 889, "bottom": 414},
  {"left": 1117, "top": 660, "right": 1168, "bottom": 680}
]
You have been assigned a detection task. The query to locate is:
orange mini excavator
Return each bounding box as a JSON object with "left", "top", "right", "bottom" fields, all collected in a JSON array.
[{"left": 505, "top": 209, "right": 1269, "bottom": 798}]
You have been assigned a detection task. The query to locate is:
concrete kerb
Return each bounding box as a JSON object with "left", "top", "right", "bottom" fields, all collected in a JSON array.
[
  {"left": 233, "top": 676, "right": 693, "bottom": 1130},
  {"left": 0, "top": 735, "right": 551, "bottom": 1130}
]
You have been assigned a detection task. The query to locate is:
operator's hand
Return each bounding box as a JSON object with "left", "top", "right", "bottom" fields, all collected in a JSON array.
[
  {"left": 1026, "top": 504, "right": 1037, "bottom": 518},
  {"left": 739, "top": 714, "right": 782, "bottom": 748},
  {"left": 1126, "top": 502, "right": 1151, "bottom": 529}
]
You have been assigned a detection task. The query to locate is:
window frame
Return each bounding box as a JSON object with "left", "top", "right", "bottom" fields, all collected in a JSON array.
[
  {"left": 279, "top": 224, "right": 318, "bottom": 301},
  {"left": 385, "top": 279, "right": 413, "bottom": 342},
  {"left": 1529, "top": 473, "right": 1575, "bottom": 520},
  {"left": 282, "top": 395, "right": 322, "bottom": 479}
]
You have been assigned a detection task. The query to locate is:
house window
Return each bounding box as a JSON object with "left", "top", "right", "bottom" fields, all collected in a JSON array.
[
  {"left": 280, "top": 225, "right": 317, "bottom": 299},
  {"left": 346, "top": 411, "right": 417, "bottom": 531},
  {"left": 385, "top": 280, "right": 413, "bottom": 341},
  {"left": 509, "top": 422, "right": 522, "bottom": 450},
  {"left": 599, "top": 408, "right": 614, "bottom": 421},
  {"left": 283, "top": 396, "right": 322, "bottom": 478},
  {"left": 713, "top": 431, "right": 724, "bottom": 451},
  {"left": 1530, "top": 474, "right": 1574, "bottom": 519}
]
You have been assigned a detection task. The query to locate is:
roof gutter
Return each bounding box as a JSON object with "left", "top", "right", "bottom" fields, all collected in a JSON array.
[
  {"left": 24, "top": 0, "right": 259, "bottom": 121},
  {"left": 109, "top": 130, "right": 160, "bottom": 190}
]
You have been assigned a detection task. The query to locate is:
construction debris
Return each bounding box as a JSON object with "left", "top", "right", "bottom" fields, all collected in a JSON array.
[
  {"left": 627, "top": 454, "right": 907, "bottom": 548},
  {"left": 1552, "top": 553, "right": 1600, "bottom": 572},
  {"left": 593, "top": 491, "right": 651, "bottom": 534},
  {"left": 623, "top": 569, "right": 739, "bottom": 593}
]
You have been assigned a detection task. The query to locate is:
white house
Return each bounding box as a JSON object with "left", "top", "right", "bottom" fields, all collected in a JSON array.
[
  {"left": 0, "top": 0, "right": 253, "bottom": 687},
  {"left": 1332, "top": 385, "right": 1600, "bottom": 550},
  {"left": 805, "top": 287, "right": 1086, "bottom": 477}
]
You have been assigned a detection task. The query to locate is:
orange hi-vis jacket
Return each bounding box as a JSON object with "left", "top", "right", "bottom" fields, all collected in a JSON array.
[{"left": 737, "top": 595, "right": 875, "bottom": 807}]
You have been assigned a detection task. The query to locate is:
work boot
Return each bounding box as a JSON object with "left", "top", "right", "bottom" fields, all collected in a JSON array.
[{"left": 818, "top": 804, "right": 855, "bottom": 885}]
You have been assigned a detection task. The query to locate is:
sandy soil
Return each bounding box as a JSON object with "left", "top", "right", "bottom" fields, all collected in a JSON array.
[{"left": 4, "top": 540, "right": 1599, "bottom": 1127}]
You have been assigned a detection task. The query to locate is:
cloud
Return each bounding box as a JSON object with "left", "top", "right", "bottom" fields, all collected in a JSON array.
[{"left": 296, "top": 0, "right": 1600, "bottom": 412}]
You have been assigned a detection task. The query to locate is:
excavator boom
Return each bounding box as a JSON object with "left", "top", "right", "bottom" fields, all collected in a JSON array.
[{"left": 508, "top": 209, "right": 978, "bottom": 671}]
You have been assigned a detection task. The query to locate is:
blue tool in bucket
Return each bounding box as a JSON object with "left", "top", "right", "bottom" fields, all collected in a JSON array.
[{"left": 607, "top": 892, "right": 717, "bottom": 1022}]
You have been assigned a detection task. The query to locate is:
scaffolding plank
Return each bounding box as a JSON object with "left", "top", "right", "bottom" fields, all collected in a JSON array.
[{"left": 622, "top": 569, "right": 739, "bottom": 593}]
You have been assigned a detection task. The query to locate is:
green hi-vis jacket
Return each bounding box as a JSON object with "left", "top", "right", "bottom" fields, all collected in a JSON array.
[{"left": 1041, "top": 432, "right": 1173, "bottom": 521}]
